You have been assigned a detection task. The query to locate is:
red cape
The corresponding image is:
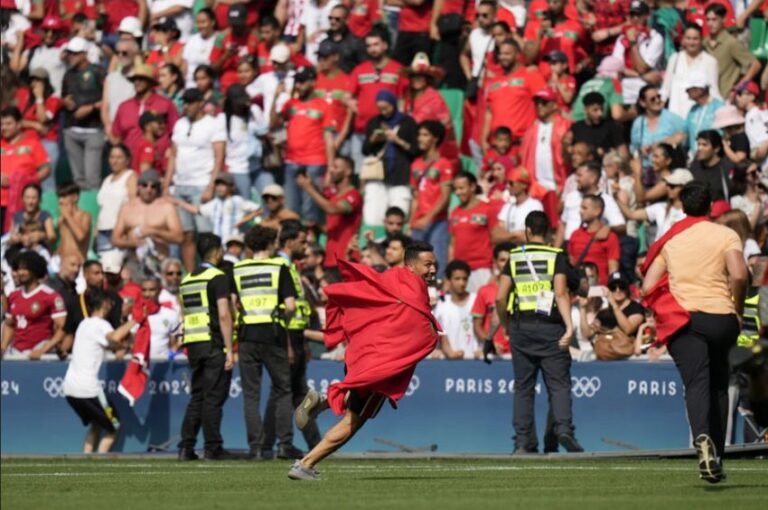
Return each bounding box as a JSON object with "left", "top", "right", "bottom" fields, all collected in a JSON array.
[
  {"left": 324, "top": 261, "right": 440, "bottom": 415},
  {"left": 118, "top": 298, "right": 160, "bottom": 406}
]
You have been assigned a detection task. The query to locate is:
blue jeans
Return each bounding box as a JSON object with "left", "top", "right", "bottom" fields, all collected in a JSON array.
[
  {"left": 95, "top": 230, "right": 113, "bottom": 253},
  {"left": 411, "top": 219, "right": 448, "bottom": 278},
  {"left": 283, "top": 163, "right": 325, "bottom": 223},
  {"left": 231, "top": 158, "right": 275, "bottom": 202}
]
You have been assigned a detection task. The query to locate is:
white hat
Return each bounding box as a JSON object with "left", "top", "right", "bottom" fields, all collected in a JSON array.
[
  {"left": 118, "top": 16, "right": 143, "bottom": 38},
  {"left": 685, "top": 70, "right": 709, "bottom": 90},
  {"left": 100, "top": 249, "right": 125, "bottom": 274},
  {"left": 261, "top": 183, "right": 285, "bottom": 197},
  {"left": 269, "top": 44, "right": 291, "bottom": 65},
  {"left": 664, "top": 169, "right": 694, "bottom": 186},
  {"left": 64, "top": 36, "right": 89, "bottom": 53}
]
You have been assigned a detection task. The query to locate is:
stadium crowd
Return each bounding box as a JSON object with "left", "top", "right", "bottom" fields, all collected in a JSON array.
[{"left": 1, "top": 0, "right": 767, "bottom": 366}]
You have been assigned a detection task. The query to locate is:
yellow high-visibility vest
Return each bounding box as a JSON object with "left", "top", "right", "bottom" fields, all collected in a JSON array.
[
  {"left": 234, "top": 257, "right": 284, "bottom": 326},
  {"left": 180, "top": 267, "right": 225, "bottom": 344},
  {"left": 507, "top": 244, "right": 562, "bottom": 314},
  {"left": 738, "top": 294, "right": 761, "bottom": 347}
]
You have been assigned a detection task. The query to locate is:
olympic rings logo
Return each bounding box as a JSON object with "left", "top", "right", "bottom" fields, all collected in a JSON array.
[
  {"left": 571, "top": 376, "right": 601, "bottom": 398},
  {"left": 229, "top": 377, "right": 242, "bottom": 398},
  {"left": 406, "top": 376, "right": 420, "bottom": 397},
  {"left": 43, "top": 377, "right": 65, "bottom": 399}
]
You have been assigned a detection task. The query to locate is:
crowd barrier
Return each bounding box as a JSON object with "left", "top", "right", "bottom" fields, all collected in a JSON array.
[{"left": 1, "top": 360, "right": 741, "bottom": 454}]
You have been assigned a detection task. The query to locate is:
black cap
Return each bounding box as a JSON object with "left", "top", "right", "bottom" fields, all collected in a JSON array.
[
  {"left": 214, "top": 173, "right": 235, "bottom": 186},
  {"left": 152, "top": 16, "right": 178, "bottom": 32},
  {"left": 294, "top": 65, "right": 317, "bottom": 82},
  {"left": 629, "top": 0, "right": 650, "bottom": 15},
  {"left": 138, "top": 111, "right": 165, "bottom": 130},
  {"left": 228, "top": 4, "right": 247, "bottom": 26},
  {"left": 544, "top": 50, "right": 568, "bottom": 63},
  {"left": 137, "top": 169, "right": 161, "bottom": 185},
  {"left": 182, "top": 88, "right": 204, "bottom": 103},
  {"left": 317, "top": 39, "right": 339, "bottom": 58},
  {"left": 608, "top": 271, "right": 630, "bottom": 288}
]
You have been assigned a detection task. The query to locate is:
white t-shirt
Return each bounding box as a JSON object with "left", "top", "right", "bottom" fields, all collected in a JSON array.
[
  {"left": 534, "top": 121, "right": 556, "bottom": 191},
  {"left": 744, "top": 238, "right": 761, "bottom": 262},
  {"left": 182, "top": 32, "right": 217, "bottom": 88},
  {"left": 434, "top": 294, "right": 478, "bottom": 360},
  {"left": 171, "top": 115, "right": 227, "bottom": 187},
  {"left": 613, "top": 30, "right": 664, "bottom": 104},
  {"left": 496, "top": 196, "right": 544, "bottom": 233},
  {"left": 561, "top": 190, "right": 625, "bottom": 240},
  {"left": 149, "top": 0, "right": 194, "bottom": 41},
  {"left": 221, "top": 107, "right": 268, "bottom": 174},
  {"left": 199, "top": 195, "right": 260, "bottom": 240},
  {"left": 300, "top": 0, "right": 340, "bottom": 64},
  {"left": 469, "top": 27, "right": 493, "bottom": 77},
  {"left": 28, "top": 45, "right": 66, "bottom": 96},
  {"left": 131, "top": 307, "right": 181, "bottom": 360},
  {"left": 246, "top": 71, "right": 295, "bottom": 121},
  {"left": 745, "top": 106, "right": 768, "bottom": 148},
  {"left": 645, "top": 202, "right": 686, "bottom": 242},
  {"left": 63, "top": 317, "right": 112, "bottom": 398},
  {"left": 159, "top": 288, "right": 181, "bottom": 315}
]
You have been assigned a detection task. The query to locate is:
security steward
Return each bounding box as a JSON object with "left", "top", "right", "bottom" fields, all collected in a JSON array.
[
  {"left": 263, "top": 220, "right": 322, "bottom": 455},
  {"left": 739, "top": 293, "right": 761, "bottom": 347},
  {"left": 178, "top": 233, "right": 235, "bottom": 461},
  {"left": 495, "top": 211, "right": 584, "bottom": 454},
  {"left": 234, "top": 225, "right": 301, "bottom": 460}
]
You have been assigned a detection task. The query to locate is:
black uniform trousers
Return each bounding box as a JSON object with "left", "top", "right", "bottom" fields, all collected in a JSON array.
[
  {"left": 509, "top": 317, "right": 575, "bottom": 450},
  {"left": 179, "top": 342, "right": 232, "bottom": 453},
  {"left": 667, "top": 312, "right": 739, "bottom": 456},
  {"left": 239, "top": 338, "right": 293, "bottom": 451}
]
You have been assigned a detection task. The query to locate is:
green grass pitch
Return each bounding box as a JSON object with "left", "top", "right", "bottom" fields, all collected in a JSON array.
[{"left": 2, "top": 458, "right": 766, "bottom": 510}]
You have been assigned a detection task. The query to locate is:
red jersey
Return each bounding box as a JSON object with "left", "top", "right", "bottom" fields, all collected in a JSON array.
[
  {"left": 404, "top": 87, "right": 459, "bottom": 164},
  {"left": 524, "top": 19, "right": 587, "bottom": 74},
  {"left": 256, "top": 42, "right": 312, "bottom": 74},
  {"left": 567, "top": 227, "right": 620, "bottom": 286},
  {"left": 210, "top": 31, "right": 259, "bottom": 92},
  {"left": 7, "top": 284, "right": 67, "bottom": 351},
  {"left": 553, "top": 75, "right": 577, "bottom": 112},
  {"left": 399, "top": 2, "right": 433, "bottom": 32},
  {"left": 324, "top": 187, "right": 363, "bottom": 267},
  {"left": 410, "top": 156, "right": 454, "bottom": 223},
  {"left": 350, "top": 59, "right": 407, "bottom": 133},
  {"left": 486, "top": 67, "right": 547, "bottom": 138},
  {"left": 348, "top": 0, "right": 381, "bottom": 38},
  {"left": 111, "top": 92, "right": 178, "bottom": 168},
  {"left": 479, "top": 147, "right": 521, "bottom": 175},
  {"left": 471, "top": 282, "right": 510, "bottom": 353},
  {"left": 282, "top": 97, "right": 335, "bottom": 166},
  {"left": 15, "top": 88, "right": 62, "bottom": 142},
  {"left": 688, "top": 0, "right": 735, "bottom": 36},
  {"left": 134, "top": 136, "right": 169, "bottom": 174},
  {"left": 102, "top": 0, "right": 140, "bottom": 35},
  {"left": 315, "top": 70, "right": 353, "bottom": 136},
  {"left": 61, "top": 0, "right": 97, "bottom": 22},
  {"left": 1, "top": 135, "right": 48, "bottom": 230},
  {"left": 146, "top": 41, "right": 185, "bottom": 68},
  {"left": 449, "top": 200, "right": 497, "bottom": 270},
  {"left": 213, "top": 1, "right": 260, "bottom": 30}
]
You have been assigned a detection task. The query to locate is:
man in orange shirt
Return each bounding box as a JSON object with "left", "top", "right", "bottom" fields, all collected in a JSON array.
[{"left": 1, "top": 107, "right": 51, "bottom": 233}]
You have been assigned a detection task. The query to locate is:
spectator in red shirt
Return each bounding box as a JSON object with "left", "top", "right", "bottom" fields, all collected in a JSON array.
[
  {"left": 296, "top": 155, "right": 363, "bottom": 267},
  {"left": 544, "top": 50, "right": 576, "bottom": 112},
  {"left": 136, "top": 111, "right": 169, "bottom": 174},
  {"left": 482, "top": 38, "right": 547, "bottom": 151},
  {"left": 349, "top": 28, "right": 407, "bottom": 173},
  {"left": 210, "top": 4, "right": 259, "bottom": 94},
  {"left": 523, "top": 0, "right": 588, "bottom": 75},
  {"left": 146, "top": 17, "right": 185, "bottom": 69},
  {"left": 411, "top": 119, "right": 453, "bottom": 277},
  {"left": 2, "top": 251, "right": 67, "bottom": 359},
  {"left": 567, "top": 194, "right": 620, "bottom": 285},
  {"left": 393, "top": 0, "right": 433, "bottom": 68},
  {"left": 110, "top": 62, "right": 178, "bottom": 165},
  {"left": 472, "top": 242, "right": 514, "bottom": 356},
  {"left": 1, "top": 107, "right": 51, "bottom": 233},
  {"left": 315, "top": 40, "right": 354, "bottom": 154},
  {"left": 449, "top": 171, "right": 498, "bottom": 292},
  {"left": 272, "top": 65, "right": 336, "bottom": 225}
]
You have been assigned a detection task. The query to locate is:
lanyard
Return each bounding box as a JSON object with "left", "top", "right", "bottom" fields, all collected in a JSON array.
[{"left": 521, "top": 246, "right": 540, "bottom": 282}]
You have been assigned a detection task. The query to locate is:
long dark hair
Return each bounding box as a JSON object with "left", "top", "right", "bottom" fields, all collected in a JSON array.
[
  {"left": 160, "top": 63, "right": 184, "bottom": 95},
  {"left": 223, "top": 84, "right": 252, "bottom": 141}
]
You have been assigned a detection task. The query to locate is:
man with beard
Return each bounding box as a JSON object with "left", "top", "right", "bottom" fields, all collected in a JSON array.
[
  {"left": 73, "top": 260, "right": 124, "bottom": 330},
  {"left": 159, "top": 258, "right": 183, "bottom": 314},
  {"left": 384, "top": 233, "right": 412, "bottom": 268}
]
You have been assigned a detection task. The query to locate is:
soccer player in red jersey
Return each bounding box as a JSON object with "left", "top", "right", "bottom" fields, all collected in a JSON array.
[{"left": 2, "top": 251, "right": 66, "bottom": 359}]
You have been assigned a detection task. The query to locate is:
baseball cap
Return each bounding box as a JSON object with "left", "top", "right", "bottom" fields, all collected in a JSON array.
[
  {"left": 100, "top": 250, "right": 125, "bottom": 275},
  {"left": 534, "top": 88, "right": 558, "bottom": 102},
  {"left": 181, "top": 88, "right": 204, "bottom": 103},
  {"left": 137, "top": 169, "right": 161, "bottom": 185},
  {"left": 685, "top": 70, "right": 709, "bottom": 90},
  {"left": 506, "top": 167, "right": 532, "bottom": 185},
  {"left": 663, "top": 169, "right": 694, "bottom": 186},
  {"left": 270, "top": 43, "right": 291, "bottom": 64},
  {"left": 64, "top": 36, "right": 89, "bottom": 54},
  {"left": 629, "top": 0, "right": 650, "bottom": 15},
  {"left": 709, "top": 200, "right": 731, "bottom": 219},
  {"left": 262, "top": 184, "right": 285, "bottom": 197},
  {"left": 152, "top": 16, "right": 178, "bottom": 32},
  {"left": 317, "top": 39, "right": 339, "bottom": 58},
  {"left": 544, "top": 50, "right": 568, "bottom": 63},
  {"left": 294, "top": 65, "right": 317, "bottom": 82},
  {"left": 29, "top": 68, "right": 49, "bottom": 81},
  {"left": 228, "top": 3, "right": 247, "bottom": 26},
  {"left": 225, "top": 233, "right": 245, "bottom": 247},
  {"left": 118, "top": 16, "right": 143, "bottom": 38},
  {"left": 214, "top": 173, "right": 235, "bottom": 186},
  {"left": 41, "top": 15, "right": 65, "bottom": 31},
  {"left": 607, "top": 271, "right": 629, "bottom": 288},
  {"left": 736, "top": 81, "right": 760, "bottom": 96}
]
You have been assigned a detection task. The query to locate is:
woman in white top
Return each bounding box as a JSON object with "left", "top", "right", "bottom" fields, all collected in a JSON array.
[
  {"left": 96, "top": 144, "right": 137, "bottom": 253},
  {"left": 660, "top": 25, "right": 720, "bottom": 119},
  {"left": 181, "top": 8, "right": 218, "bottom": 88},
  {"left": 221, "top": 84, "right": 271, "bottom": 200}
]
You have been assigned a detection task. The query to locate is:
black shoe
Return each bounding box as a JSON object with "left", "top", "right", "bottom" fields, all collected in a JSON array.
[
  {"left": 558, "top": 434, "right": 584, "bottom": 453},
  {"left": 204, "top": 448, "right": 237, "bottom": 461},
  {"left": 543, "top": 445, "right": 559, "bottom": 454},
  {"left": 694, "top": 434, "right": 726, "bottom": 484},
  {"left": 178, "top": 448, "right": 199, "bottom": 461},
  {"left": 277, "top": 445, "right": 304, "bottom": 460}
]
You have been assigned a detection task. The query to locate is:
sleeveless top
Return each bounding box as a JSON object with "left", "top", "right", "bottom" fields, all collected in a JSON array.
[{"left": 97, "top": 170, "right": 133, "bottom": 231}]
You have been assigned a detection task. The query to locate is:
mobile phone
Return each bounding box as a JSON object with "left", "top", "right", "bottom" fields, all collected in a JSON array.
[{"left": 587, "top": 286, "right": 605, "bottom": 298}]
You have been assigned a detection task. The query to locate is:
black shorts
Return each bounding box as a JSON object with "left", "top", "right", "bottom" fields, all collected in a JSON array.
[
  {"left": 66, "top": 394, "right": 120, "bottom": 432},
  {"left": 346, "top": 390, "right": 387, "bottom": 420}
]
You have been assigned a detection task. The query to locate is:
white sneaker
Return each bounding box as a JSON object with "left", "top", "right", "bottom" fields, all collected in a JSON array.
[
  {"left": 287, "top": 460, "right": 321, "bottom": 481},
  {"left": 295, "top": 389, "right": 325, "bottom": 430},
  {"left": 694, "top": 434, "right": 726, "bottom": 484}
]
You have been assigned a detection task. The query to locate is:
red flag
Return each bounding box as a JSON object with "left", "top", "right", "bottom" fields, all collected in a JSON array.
[
  {"left": 324, "top": 261, "right": 441, "bottom": 415},
  {"left": 118, "top": 298, "right": 160, "bottom": 406},
  {"left": 641, "top": 216, "right": 707, "bottom": 344}
]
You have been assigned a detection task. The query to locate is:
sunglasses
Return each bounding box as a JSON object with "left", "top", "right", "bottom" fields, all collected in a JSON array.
[
  {"left": 117, "top": 50, "right": 131, "bottom": 56},
  {"left": 608, "top": 283, "right": 628, "bottom": 292},
  {"left": 478, "top": 12, "right": 493, "bottom": 18},
  {"left": 262, "top": 194, "right": 280, "bottom": 201},
  {"left": 328, "top": 16, "right": 342, "bottom": 21},
  {"left": 645, "top": 95, "right": 661, "bottom": 102},
  {"left": 165, "top": 271, "right": 181, "bottom": 276},
  {"left": 139, "top": 182, "right": 160, "bottom": 189}
]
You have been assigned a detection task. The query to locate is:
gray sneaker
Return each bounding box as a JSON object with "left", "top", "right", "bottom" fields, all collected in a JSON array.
[
  {"left": 295, "top": 389, "right": 324, "bottom": 430},
  {"left": 287, "top": 460, "right": 321, "bottom": 481}
]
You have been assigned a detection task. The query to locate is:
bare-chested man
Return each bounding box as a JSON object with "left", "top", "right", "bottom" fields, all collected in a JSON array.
[
  {"left": 260, "top": 184, "right": 299, "bottom": 230},
  {"left": 56, "top": 182, "right": 91, "bottom": 263},
  {"left": 111, "top": 169, "right": 183, "bottom": 263}
]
